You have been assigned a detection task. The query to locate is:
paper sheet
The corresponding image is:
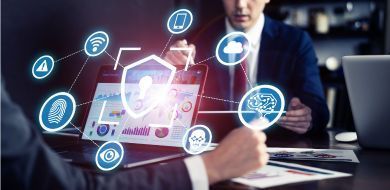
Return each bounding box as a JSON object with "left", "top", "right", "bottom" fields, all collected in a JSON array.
[
  {"left": 233, "top": 161, "right": 351, "bottom": 188},
  {"left": 267, "top": 147, "right": 359, "bottom": 163}
]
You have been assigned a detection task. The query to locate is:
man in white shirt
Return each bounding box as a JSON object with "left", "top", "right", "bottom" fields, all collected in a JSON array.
[{"left": 165, "top": 0, "right": 329, "bottom": 135}]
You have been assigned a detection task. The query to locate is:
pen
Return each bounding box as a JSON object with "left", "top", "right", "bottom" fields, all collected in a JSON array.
[{"left": 268, "top": 162, "right": 331, "bottom": 175}]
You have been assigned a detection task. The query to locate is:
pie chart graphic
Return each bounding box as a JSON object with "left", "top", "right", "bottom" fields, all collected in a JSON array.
[
  {"left": 155, "top": 127, "right": 169, "bottom": 138},
  {"left": 181, "top": 101, "right": 192, "bottom": 112}
]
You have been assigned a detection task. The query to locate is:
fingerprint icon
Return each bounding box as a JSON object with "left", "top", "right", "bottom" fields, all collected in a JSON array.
[{"left": 48, "top": 99, "right": 67, "bottom": 124}]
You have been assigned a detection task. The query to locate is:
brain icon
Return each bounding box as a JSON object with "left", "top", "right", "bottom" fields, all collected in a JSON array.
[{"left": 247, "top": 93, "right": 277, "bottom": 117}]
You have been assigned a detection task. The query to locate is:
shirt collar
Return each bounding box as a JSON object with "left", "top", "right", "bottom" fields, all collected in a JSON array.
[{"left": 225, "top": 13, "right": 264, "bottom": 47}]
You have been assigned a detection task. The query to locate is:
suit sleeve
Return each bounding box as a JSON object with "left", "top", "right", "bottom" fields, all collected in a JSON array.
[
  {"left": 1, "top": 85, "right": 192, "bottom": 190},
  {"left": 290, "top": 31, "right": 330, "bottom": 133}
]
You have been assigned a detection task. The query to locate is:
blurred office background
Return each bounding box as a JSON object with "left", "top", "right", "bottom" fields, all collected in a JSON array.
[
  {"left": 265, "top": 0, "right": 389, "bottom": 131},
  {"left": 2, "top": 0, "right": 390, "bottom": 132}
]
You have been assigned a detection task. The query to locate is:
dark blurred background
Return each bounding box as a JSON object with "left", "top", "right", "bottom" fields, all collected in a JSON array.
[{"left": 2, "top": 0, "right": 390, "bottom": 132}]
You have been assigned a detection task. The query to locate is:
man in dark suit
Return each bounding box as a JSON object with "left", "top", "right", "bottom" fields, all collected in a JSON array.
[
  {"left": 165, "top": 0, "right": 329, "bottom": 135},
  {"left": 1, "top": 81, "right": 269, "bottom": 189}
]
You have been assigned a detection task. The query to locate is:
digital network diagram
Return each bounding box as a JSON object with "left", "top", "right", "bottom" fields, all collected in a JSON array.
[{"left": 33, "top": 8, "right": 286, "bottom": 171}]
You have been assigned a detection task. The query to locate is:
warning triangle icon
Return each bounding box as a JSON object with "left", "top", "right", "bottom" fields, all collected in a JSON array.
[{"left": 36, "top": 60, "right": 48, "bottom": 72}]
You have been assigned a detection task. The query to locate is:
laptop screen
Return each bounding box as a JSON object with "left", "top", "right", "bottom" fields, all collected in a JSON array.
[{"left": 81, "top": 65, "right": 206, "bottom": 147}]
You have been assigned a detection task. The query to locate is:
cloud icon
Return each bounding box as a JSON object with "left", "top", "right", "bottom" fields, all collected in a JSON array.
[{"left": 223, "top": 41, "right": 244, "bottom": 54}]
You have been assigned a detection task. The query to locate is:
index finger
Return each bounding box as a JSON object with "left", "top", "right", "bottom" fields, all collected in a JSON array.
[{"left": 286, "top": 107, "right": 310, "bottom": 117}]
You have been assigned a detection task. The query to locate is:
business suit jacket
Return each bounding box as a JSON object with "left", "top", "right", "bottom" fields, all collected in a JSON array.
[
  {"left": 1, "top": 83, "right": 192, "bottom": 190},
  {"left": 192, "top": 16, "right": 329, "bottom": 133}
]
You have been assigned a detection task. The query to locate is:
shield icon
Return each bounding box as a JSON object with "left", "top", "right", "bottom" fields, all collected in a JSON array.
[{"left": 120, "top": 54, "right": 176, "bottom": 119}]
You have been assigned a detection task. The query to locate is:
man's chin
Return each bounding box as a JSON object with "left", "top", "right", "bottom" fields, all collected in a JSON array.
[{"left": 231, "top": 22, "right": 251, "bottom": 32}]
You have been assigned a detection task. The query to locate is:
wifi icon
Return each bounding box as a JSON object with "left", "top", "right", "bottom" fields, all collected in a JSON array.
[{"left": 84, "top": 31, "right": 109, "bottom": 57}]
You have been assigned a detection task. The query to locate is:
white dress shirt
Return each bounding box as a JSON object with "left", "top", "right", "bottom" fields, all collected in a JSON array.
[
  {"left": 226, "top": 14, "right": 265, "bottom": 105},
  {"left": 184, "top": 156, "right": 209, "bottom": 190},
  {"left": 183, "top": 14, "right": 266, "bottom": 190}
]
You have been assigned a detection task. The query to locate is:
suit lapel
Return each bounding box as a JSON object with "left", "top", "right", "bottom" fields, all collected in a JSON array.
[{"left": 257, "top": 16, "right": 279, "bottom": 84}]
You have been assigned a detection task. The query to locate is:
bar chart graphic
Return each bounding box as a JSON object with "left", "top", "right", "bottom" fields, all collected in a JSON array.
[{"left": 121, "top": 126, "right": 151, "bottom": 136}]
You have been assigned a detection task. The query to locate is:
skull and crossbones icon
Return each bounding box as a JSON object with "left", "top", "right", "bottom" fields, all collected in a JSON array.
[{"left": 188, "top": 129, "right": 206, "bottom": 152}]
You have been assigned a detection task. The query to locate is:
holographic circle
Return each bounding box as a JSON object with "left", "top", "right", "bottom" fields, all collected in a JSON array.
[{"left": 238, "top": 85, "right": 285, "bottom": 130}]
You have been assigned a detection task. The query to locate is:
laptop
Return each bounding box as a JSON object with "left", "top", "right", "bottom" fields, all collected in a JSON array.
[
  {"left": 56, "top": 63, "right": 208, "bottom": 168},
  {"left": 342, "top": 55, "right": 390, "bottom": 149}
]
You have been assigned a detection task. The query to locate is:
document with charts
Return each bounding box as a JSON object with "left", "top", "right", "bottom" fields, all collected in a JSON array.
[
  {"left": 233, "top": 161, "right": 351, "bottom": 188},
  {"left": 267, "top": 148, "right": 359, "bottom": 163}
]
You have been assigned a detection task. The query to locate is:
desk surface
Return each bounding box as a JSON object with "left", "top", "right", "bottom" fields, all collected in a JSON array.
[
  {"left": 212, "top": 130, "right": 390, "bottom": 190},
  {"left": 44, "top": 130, "right": 390, "bottom": 190}
]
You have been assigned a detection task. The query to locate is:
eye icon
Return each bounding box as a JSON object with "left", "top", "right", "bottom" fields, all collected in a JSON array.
[
  {"left": 95, "top": 141, "right": 124, "bottom": 171},
  {"left": 99, "top": 148, "right": 120, "bottom": 163}
]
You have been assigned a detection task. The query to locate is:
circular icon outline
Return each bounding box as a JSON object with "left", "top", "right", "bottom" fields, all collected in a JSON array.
[
  {"left": 238, "top": 85, "right": 285, "bottom": 130},
  {"left": 215, "top": 31, "right": 252, "bottom": 66},
  {"left": 166, "top": 9, "right": 193, "bottom": 34},
  {"left": 84, "top": 31, "right": 109, "bottom": 57},
  {"left": 182, "top": 125, "right": 212, "bottom": 155},
  {"left": 97, "top": 124, "right": 110, "bottom": 136},
  {"left": 32, "top": 55, "right": 55, "bottom": 79},
  {"left": 39, "top": 92, "right": 76, "bottom": 132},
  {"left": 181, "top": 101, "right": 192, "bottom": 112},
  {"left": 95, "top": 141, "right": 124, "bottom": 171}
]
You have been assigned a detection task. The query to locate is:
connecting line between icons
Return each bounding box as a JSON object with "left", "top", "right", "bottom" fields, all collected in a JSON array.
[
  {"left": 198, "top": 110, "right": 287, "bottom": 114},
  {"left": 197, "top": 94, "right": 240, "bottom": 104},
  {"left": 104, "top": 51, "right": 124, "bottom": 69},
  {"left": 169, "top": 47, "right": 193, "bottom": 71},
  {"left": 76, "top": 92, "right": 122, "bottom": 107},
  {"left": 68, "top": 56, "right": 89, "bottom": 93},
  {"left": 149, "top": 103, "right": 178, "bottom": 128},
  {"left": 160, "top": 34, "right": 174, "bottom": 57},
  {"left": 112, "top": 48, "right": 142, "bottom": 70},
  {"left": 240, "top": 62, "right": 253, "bottom": 89},
  {"left": 55, "top": 49, "right": 84, "bottom": 63},
  {"left": 175, "top": 56, "right": 216, "bottom": 74},
  {"left": 76, "top": 93, "right": 241, "bottom": 112},
  {"left": 194, "top": 56, "right": 216, "bottom": 65},
  {"left": 76, "top": 96, "right": 108, "bottom": 107},
  {"left": 69, "top": 122, "right": 100, "bottom": 147}
]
